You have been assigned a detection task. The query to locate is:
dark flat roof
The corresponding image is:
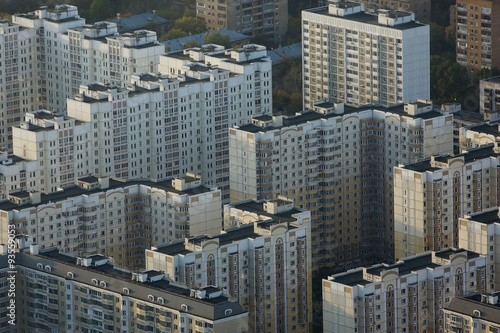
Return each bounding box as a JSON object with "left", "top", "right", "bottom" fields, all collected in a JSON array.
[
  {"left": 0, "top": 178, "right": 214, "bottom": 211},
  {"left": 238, "top": 105, "right": 444, "bottom": 133},
  {"left": 15, "top": 249, "right": 246, "bottom": 320},
  {"left": 446, "top": 294, "right": 500, "bottom": 324},
  {"left": 155, "top": 219, "right": 297, "bottom": 256},
  {"left": 466, "top": 208, "right": 500, "bottom": 224},
  {"left": 304, "top": 7, "right": 426, "bottom": 30},
  {"left": 332, "top": 249, "right": 479, "bottom": 286},
  {"left": 466, "top": 122, "right": 500, "bottom": 136},
  {"left": 402, "top": 144, "right": 500, "bottom": 172},
  {"left": 229, "top": 200, "right": 302, "bottom": 223}
]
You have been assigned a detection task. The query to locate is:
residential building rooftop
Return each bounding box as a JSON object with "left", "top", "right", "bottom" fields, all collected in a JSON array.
[{"left": 331, "top": 249, "right": 480, "bottom": 287}]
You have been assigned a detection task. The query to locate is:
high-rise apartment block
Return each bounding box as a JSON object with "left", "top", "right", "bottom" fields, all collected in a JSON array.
[
  {"left": 0, "top": 44, "right": 271, "bottom": 202},
  {"left": 4, "top": 247, "right": 248, "bottom": 333},
  {"left": 458, "top": 208, "right": 500, "bottom": 289},
  {"left": 146, "top": 206, "right": 312, "bottom": 333},
  {"left": 323, "top": 249, "right": 492, "bottom": 333},
  {"left": 0, "top": 5, "right": 164, "bottom": 151},
  {"left": 196, "top": 0, "right": 287, "bottom": 45},
  {"left": 0, "top": 21, "right": 38, "bottom": 152},
  {"left": 459, "top": 120, "right": 500, "bottom": 153},
  {"left": 444, "top": 292, "right": 500, "bottom": 333},
  {"left": 356, "top": 0, "right": 431, "bottom": 22},
  {"left": 480, "top": 76, "right": 500, "bottom": 121},
  {"left": 456, "top": 0, "right": 500, "bottom": 74},
  {"left": 302, "top": 1, "right": 430, "bottom": 109},
  {"left": 394, "top": 143, "right": 500, "bottom": 261},
  {"left": 230, "top": 100, "right": 453, "bottom": 271},
  {"left": 223, "top": 196, "right": 311, "bottom": 230},
  {"left": 0, "top": 176, "right": 221, "bottom": 268}
]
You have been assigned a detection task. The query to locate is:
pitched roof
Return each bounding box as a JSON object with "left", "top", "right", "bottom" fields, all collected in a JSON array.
[{"left": 109, "top": 13, "right": 170, "bottom": 33}]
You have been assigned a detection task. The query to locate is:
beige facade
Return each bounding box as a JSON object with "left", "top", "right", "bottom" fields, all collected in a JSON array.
[
  {"left": 394, "top": 143, "right": 500, "bottom": 261},
  {"left": 444, "top": 292, "right": 500, "bottom": 333},
  {"left": 230, "top": 100, "right": 453, "bottom": 272},
  {"left": 459, "top": 121, "right": 500, "bottom": 153},
  {"left": 302, "top": 1, "right": 430, "bottom": 109},
  {"left": 7, "top": 247, "right": 247, "bottom": 333},
  {"left": 323, "top": 249, "right": 492, "bottom": 333},
  {"left": 196, "top": 0, "right": 288, "bottom": 45},
  {"left": 146, "top": 207, "right": 312, "bottom": 333},
  {"left": 458, "top": 208, "right": 500, "bottom": 289},
  {"left": 0, "top": 176, "right": 221, "bottom": 269}
]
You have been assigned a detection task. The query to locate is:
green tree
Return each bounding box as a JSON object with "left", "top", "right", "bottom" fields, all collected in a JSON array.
[
  {"left": 286, "top": 16, "right": 301, "bottom": 44},
  {"left": 144, "top": 21, "right": 159, "bottom": 34},
  {"left": 159, "top": 28, "right": 188, "bottom": 41},
  {"left": 445, "top": 25, "right": 456, "bottom": 52},
  {"left": 429, "top": 23, "right": 447, "bottom": 56},
  {"left": 182, "top": 6, "right": 195, "bottom": 17},
  {"left": 287, "top": 92, "right": 303, "bottom": 114},
  {"left": 182, "top": 39, "right": 200, "bottom": 49},
  {"left": 430, "top": 55, "right": 468, "bottom": 104},
  {"left": 89, "top": 0, "right": 115, "bottom": 22},
  {"left": 281, "top": 59, "right": 302, "bottom": 94},
  {"left": 203, "top": 31, "right": 231, "bottom": 48},
  {"left": 273, "top": 90, "right": 290, "bottom": 113},
  {"left": 173, "top": 16, "right": 207, "bottom": 35}
]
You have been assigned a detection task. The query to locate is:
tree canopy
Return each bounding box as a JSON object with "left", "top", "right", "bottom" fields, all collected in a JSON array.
[{"left": 204, "top": 31, "right": 231, "bottom": 48}]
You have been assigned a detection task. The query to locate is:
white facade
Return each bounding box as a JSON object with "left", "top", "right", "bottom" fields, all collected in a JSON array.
[
  {"left": 12, "top": 5, "right": 164, "bottom": 114},
  {"left": 302, "top": 1, "right": 430, "bottom": 108},
  {"left": 0, "top": 176, "right": 221, "bottom": 268},
  {"left": 0, "top": 44, "right": 271, "bottom": 202},
  {"left": 394, "top": 143, "right": 500, "bottom": 260},
  {"left": 323, "top": 249, "right": 491, "bottom": 333},
  {"left": 0, "top": 21, "right": 38, "bottom": 151},
  {"left": 0, "top": 5, "right": 164, "bottom": 151},
  {"left": 230, "top": 100, "right": 453, "bottom": 271}
]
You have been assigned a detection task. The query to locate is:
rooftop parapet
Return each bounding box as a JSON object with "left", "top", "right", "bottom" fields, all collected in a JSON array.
[{"left": 327, "top": 0, "right": 364, "bottom": 16}]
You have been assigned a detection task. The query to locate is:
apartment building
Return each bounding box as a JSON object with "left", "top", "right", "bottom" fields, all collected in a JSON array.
[
  {"left": 458, "top": 208, "right": 500, "bottom": 289},
  {"left": 323, "top": 249, "right": 491, "bottom": 333},
  {"left": 0, "top": 44, "right": 271, "bottom": 202},
  {"left": 456, "top": 0, "right": 500, "bottom": 74},
  {"left": 196, "top": 0, "right": 287, "bottom": 45},
  {"left": 394, "top": 143, "right": 500, "bottom": 261},
  {"left": 357, "top": 0, "right": 431, "bottom": 22},
  {"left": 4, "top": 246, "right": 248, "bottom": 333},
  {"left": 480, "top": 76, "right": 500, "bottom": 121},
  {"left": 0, "top": 176, "right": 221, "bottom": 268},
  {"left": 146, "top": 215, "right": 312, "bottom": 333},
  {"left": 302, "top": 1, "right": 430, "bottom": 109},
  {"left": 223, "top": 196, "right": 311, "bottom": 230},
  {"left": 0, "top": 5, "right": 164, "bottom": 151},
  {"left": 0, "top": 21, "right": 37, "bottom": 152},
  {"left": 444, "top": 292, "right": 500, "bottom": 333},
  {"left": 12, "top": 5, "right": 165, "bottom": 113},
  {"left": 459, "top": 120, "right": 500, "bottom": 153},
  {"left": 230, "top": 100, "right": 453, "bottom": 272}
]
